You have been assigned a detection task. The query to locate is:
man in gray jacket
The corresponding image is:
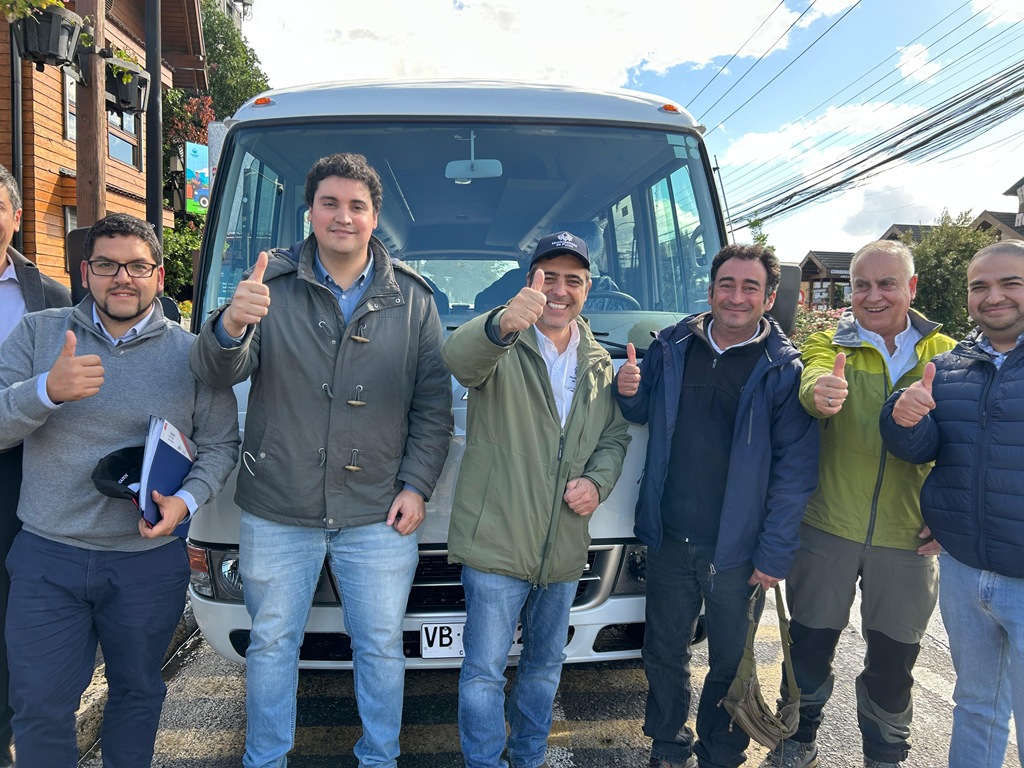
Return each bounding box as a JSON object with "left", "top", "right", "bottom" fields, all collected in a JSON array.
[
  {"left": 0, "top": 212, "right": 239, "bottom": 767},
  {"left": 0, "top": 163, "right": 71, "bottom": 767},
  {"left": 190, "top": 153, "right": 452, "bottom": 768}
]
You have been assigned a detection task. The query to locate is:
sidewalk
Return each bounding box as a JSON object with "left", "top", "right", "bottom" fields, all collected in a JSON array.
[{"left": 74, "top": 599, "right": 199, "bottom": 758}]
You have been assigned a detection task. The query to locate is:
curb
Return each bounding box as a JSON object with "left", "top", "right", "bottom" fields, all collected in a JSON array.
[{"left": 75, "top": 598, "right": 199, "bottom": 758}]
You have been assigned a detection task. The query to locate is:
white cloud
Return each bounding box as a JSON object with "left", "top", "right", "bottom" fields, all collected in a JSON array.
[
  {"left": 896, "top": 44, "right": 940, "bottom": 82},
  {"left": 244, "top": 0, "right": 846, "bottom": 92},
  {"left": 974, "top": 0, "right": 1024, "bottom": 25}
]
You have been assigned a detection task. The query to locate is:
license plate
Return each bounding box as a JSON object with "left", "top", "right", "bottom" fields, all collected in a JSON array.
[{"left": 420, "top": 622, "right": 524, "bottom": 659}]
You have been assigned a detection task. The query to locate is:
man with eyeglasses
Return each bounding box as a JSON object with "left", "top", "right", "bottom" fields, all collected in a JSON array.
[{"left": 0, "top": 212, "right": 239, "bottom": 767}]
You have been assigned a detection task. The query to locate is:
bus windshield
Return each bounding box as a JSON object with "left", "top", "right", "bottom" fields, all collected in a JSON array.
[{"left": 199, "top": 120, "right": 723, "bottom": 352}]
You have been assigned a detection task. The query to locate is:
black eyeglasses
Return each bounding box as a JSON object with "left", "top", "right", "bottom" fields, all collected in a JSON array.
[{"left": 86, "top": 259, "right": 158, "bottom": 278}]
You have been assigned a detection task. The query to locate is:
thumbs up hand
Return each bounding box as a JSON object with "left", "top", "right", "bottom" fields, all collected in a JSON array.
[
  {"left": 892, "top": 362, "right": 937, "bottom": 428},
  {"left": 222, "top": 251, "right": 272, "bottom": 338},
  {"left": 617, "top": 342, "right": 642, "bottom": 397},
  {"left": 813, "top": 351, "right": 849, "bottom": 416},
  {"left": 499, "top": 268, "right": 548, "bottom": 337},
  {"left": 46, "top": 330, "right": 105, "bottom": 404}
]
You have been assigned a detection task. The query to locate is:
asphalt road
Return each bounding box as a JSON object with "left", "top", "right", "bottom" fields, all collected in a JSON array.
[{"left": 78, "top": 591, "right": 1019, "bottom": 768}]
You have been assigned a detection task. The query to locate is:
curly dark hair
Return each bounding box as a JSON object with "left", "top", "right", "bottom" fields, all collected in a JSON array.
[
  {"left": 709, "top": 243, "right": 780, "bottom": 296},
  {"left": 84, "top": 213, "right": 162, "bottom": 264},
  {"left": 304, "top": 153, "right": 383, "bottom": 213}
]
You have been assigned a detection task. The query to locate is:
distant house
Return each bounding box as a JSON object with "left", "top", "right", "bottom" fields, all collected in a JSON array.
[
  {"left": 970, "top": 210, "right": 1024, "bottom": 242},
  {"left": 879, "top": 223, "right": 938, "bottom": 243},
  {"left": 799, "top": 249, "right": 853, "bottom": 309}
]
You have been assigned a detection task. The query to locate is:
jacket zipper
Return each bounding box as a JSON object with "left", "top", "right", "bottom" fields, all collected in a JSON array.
[
  {"left": 864, "top": 361, "right": 894, "bottom": 547},
  {"left": 972, "top": 360, "right": 998, "bottom": 568}
]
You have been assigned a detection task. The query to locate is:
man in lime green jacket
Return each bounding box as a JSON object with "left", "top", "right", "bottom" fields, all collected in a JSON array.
[
  {"left": 442, "top": 231, "right": 629, "bottom": 768},
  {"left": 761, "top": 241, "right": 955, "bottom": 768}
]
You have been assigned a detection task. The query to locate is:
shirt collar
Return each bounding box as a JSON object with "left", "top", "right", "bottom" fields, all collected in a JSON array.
[
  {"left": 313, "top": 247, "right": 374, "bottom": 291},
  {"left": 706, "top": 317, "right": 763, "bottom": 355},
  {"left": 977, "top": 330, "right": 1024, "bottom": 358},
  {"left": 91, "top": 302, "right": 156, "bottom": 345},
  {"left": 0, "top": 260, "right": 17, "bottom": 283},
  {"left": 854, "top": 314, "right": 913, "bottom": 351}
]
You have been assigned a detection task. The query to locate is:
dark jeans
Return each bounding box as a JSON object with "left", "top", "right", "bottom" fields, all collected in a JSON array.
[
  {"left": 6, "top": 531, "right": 189, "bottom": 768},
  {"left": 643, "top": 540, "right": 762, "bottom": 768},
  {"left": 0, "top": 446, "right": 24, "bottom": 756}
]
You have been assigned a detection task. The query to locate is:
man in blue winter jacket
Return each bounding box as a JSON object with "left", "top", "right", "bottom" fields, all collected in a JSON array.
[
  {"left": 615, "top": 243, "right": 819, "bottom": 768},
  {"left": 881, "top": 240, "right": 1024, "bottom": 768}
]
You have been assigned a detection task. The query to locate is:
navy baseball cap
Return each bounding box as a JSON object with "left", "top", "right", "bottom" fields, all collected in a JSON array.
[{"left": 529, "top": 231, "right": 590, "bottom": 270}]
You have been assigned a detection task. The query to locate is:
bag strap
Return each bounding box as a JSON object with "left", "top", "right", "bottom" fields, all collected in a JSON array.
[{"left": 742, "top": 584, "right": 800, "bottom": 706}]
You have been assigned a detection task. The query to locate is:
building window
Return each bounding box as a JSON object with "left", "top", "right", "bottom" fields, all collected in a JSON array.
[{"left": 64, "top": 73, "right": 143, "bottom": 170}]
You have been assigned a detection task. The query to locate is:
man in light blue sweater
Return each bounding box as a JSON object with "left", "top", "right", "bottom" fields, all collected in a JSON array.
[{"left": 0, "top": 213, "right": 239, "bottom": 767}]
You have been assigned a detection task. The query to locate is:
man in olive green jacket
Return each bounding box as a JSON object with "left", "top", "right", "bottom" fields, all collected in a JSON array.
[
  {"left": 442, "top": 231, "right": 629, "bottom": 768},
  {"left": 761, "top": 240, "right": 956, "bottom": 768}
]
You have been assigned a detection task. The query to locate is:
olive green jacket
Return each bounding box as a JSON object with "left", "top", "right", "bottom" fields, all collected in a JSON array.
[
  {"left": 799, "top": 309, "right": 956, "bottom": 550},
  {"left": 442, "top": 310, "right": 630, "bottom": 584}
]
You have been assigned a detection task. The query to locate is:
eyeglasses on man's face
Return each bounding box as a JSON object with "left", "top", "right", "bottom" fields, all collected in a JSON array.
[{"left": 86, "top": 259, "right": 159, "bottom": 278}]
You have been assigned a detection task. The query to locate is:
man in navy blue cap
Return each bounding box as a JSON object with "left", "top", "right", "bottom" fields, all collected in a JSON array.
[{"left": 442, "top": 231, "right": 630, "bottom": 768}]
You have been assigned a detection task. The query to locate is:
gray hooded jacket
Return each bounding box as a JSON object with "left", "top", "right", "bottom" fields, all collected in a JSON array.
[{"left": 190, "top": 235, "right": 453, "bottom": 528}]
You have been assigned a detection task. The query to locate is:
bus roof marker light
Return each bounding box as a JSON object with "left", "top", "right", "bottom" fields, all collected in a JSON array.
[
  {"left": 659, "top": 104, "right": 681, "bottom": 114},
  {"left": 253, "top": 96, "right": 274, "bottom": 107}
]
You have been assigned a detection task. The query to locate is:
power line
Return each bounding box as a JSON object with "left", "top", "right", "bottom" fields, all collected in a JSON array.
[
  {"left": 723, "top": 15, "right": 1023, "bottom": 203},
  {"left": 727, "top": 59, "right": 1024, "bottom": 224},
  {"left": 722, "top": 1, "right": 1014, "bottom": 197},
  {"left": 705, "top": 0, "right": 864, "bottom": 136},
  {"left": 696, "top": 1, "right": 818, "bottom": 123},
  {"left": 686, "top": 0, "right": 788, "bottom": 111}
]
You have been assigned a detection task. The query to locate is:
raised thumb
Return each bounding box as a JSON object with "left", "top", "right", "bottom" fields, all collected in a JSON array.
[
  {"left": 530, "top": 268, "right": 545, "bottom": 292},
  {"left": 60, "top": 329, "right": 77, "bottom": 357},
  {"left": 250, "top": 251, "right": 269, "bottom": 284},
  {"left": 921, "top": 361, "right": 936, "bottom": 393},
  {"left": 832, "top": 352, "right": 846, "bottom": 380},
  {"left": 626, "top": 342, "right": 637, "bottom": 367}
]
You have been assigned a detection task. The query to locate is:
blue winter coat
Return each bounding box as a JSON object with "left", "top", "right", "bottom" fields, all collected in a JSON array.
[
  {"left": 614, "top": 314, "right": 819, "bottom": 579},
  {"left": 880, "top": 333, "right": 1024, "bottom": 578}
]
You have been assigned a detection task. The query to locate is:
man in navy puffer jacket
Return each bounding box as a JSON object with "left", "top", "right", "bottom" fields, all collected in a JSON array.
[{"left": 880, "top": 240, "right": 1024, "bottom": 768}]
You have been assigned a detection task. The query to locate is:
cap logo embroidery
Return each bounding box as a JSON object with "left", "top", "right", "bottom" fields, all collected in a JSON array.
[{"left": 555, "top": 231, "right": 578, "bottom": 249}]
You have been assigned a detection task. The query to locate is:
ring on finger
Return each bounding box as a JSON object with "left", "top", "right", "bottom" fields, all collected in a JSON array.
[{"left": 827, "top": 396, "right": 833, "bottom": 407}]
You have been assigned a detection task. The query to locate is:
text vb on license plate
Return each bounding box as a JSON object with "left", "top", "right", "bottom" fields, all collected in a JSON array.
[{"left": 420, "top": 622, "right": 524, "bottom": 659}]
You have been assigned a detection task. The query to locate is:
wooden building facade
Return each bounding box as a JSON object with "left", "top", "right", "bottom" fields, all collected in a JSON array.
[{"left": 1, "top": 0, "right": 206, "bottom": 286}]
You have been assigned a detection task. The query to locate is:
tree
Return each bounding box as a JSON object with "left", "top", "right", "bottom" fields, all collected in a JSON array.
[
  {"left": 162, "top": 217, "right": 203, "bottom": 299},
  {"left": 906, "top": 209, "right": 996, "bottom": 339},
  {"left": 201, "top": 0, "right": 269, "bottom": 120}
]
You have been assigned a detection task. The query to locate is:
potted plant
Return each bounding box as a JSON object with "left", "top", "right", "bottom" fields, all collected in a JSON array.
[
  {"left": 6, "top": 0, "right": 83, "bottom": 72},
  {"left": 104, "top": 48, "right": 150, "bottom": 115}
]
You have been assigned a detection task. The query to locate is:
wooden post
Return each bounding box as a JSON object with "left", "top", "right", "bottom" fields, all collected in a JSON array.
[{"left": 75, "top": 0, "right": 106, "bottom": 227}]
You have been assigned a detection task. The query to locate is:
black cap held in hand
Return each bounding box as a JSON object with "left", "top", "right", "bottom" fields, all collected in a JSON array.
[{"left": 91, "top": 446, "right": 144, "bottom": 502}]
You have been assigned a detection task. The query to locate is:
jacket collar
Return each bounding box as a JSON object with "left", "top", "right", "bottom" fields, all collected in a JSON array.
[
  {"left": 831, "top": 307, "right": 943, "bottom": 348},
  {"left": 660, "top": 311, "right": 797, "bottom": 366},
  {"left": 275, "top": 235, "right": 405, "bottom": 304}
]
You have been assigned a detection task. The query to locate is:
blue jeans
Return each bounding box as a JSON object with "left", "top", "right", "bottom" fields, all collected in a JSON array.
[
  {"left": 643, "top": 540, "right": 760, "bottom": 768},
  {"left": 239, "top": 512, "right": 418, "bottom": 768},
  {"left": 939, "top": 552, "right": 1024, "bottom": 768},
  {"left": 6, "top": 531, "right": 188, "bottom": 768},
  {"left": 458, "top": 566, "right": 576, "bottom": 768}
]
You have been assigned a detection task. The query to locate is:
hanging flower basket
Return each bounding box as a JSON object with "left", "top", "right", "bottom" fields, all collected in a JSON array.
[
  {"left": 10, "top": 3, "right": 83, "bottom": 72},
  {"left": 105, "top": 57, "right": 150, "bottom": 115}
]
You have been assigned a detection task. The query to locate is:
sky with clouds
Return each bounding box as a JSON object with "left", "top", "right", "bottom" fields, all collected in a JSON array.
[{"left": 240, "top": 0, "right": 1024, "bottom": 262}]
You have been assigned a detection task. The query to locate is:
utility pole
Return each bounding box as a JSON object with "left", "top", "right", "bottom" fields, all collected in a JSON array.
[
  {"left": 75, "top": 0, "right": 107, "bottom": 226},
  {"left": 145, "top": 0, "right": 162, "bottom": 241}
]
